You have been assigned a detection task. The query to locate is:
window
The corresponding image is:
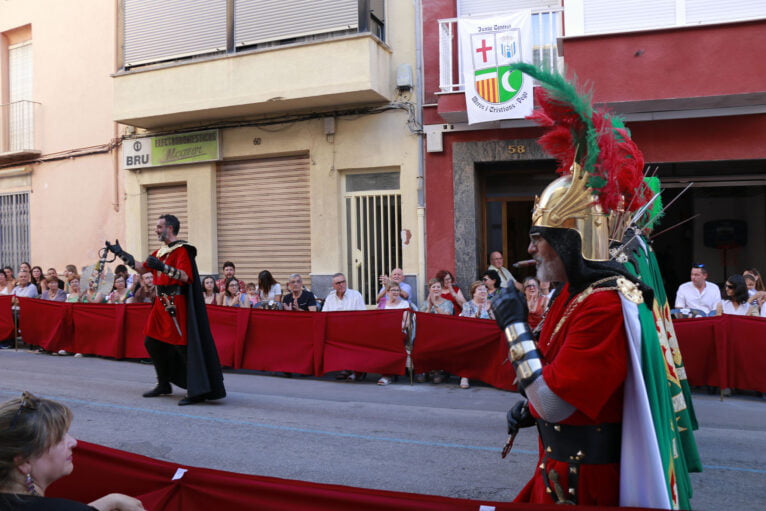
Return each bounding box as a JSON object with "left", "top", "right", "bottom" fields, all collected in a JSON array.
[{"left": 0, "top": 192, "right": 30, "bottom": 271}]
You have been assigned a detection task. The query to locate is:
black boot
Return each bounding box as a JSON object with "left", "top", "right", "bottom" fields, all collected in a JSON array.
[{"left": 142, "top": 384, "right": 172, "bottom": 397}]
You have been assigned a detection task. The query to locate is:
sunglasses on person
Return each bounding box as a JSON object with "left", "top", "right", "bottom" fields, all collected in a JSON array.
[
  {"left": 692, "top": 263, "right": 705, "bottom": 269},
  {"left": 725, "top": 283, "right": 734, "bottom": 289}
]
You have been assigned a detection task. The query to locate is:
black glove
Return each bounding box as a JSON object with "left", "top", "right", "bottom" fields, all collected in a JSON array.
[
  {"left": 106, "top": 239, "right": 136, "bottom": 270},
  {"left": 492, "top": 285, "right": 529, "bottom": 330},
  {"left": 145, "top": 256, "right": 183, "bottom": 280},
  {"left": 506, "top": 399, "right": 535, "bottom": 436}
]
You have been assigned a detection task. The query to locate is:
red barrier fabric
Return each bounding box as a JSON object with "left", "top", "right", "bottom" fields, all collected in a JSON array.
[
  {"left": 0, "top": 296, "right": 13, "bottom": 341},
  {"left": 49, "top": 441, "right": 652, "bottom": 511},
  {"left": 11, "top": 299, "right": 766, "bottom": 393},
  {"left": 673, "top": 317, "right": 720, "bottom": 387},
  {"left": 323, "top": 310, "right": 408, "bottom": 375},
  {"left": 412, "top": 312, "right": 517, "bottom": 391},
  {"left": 18, "top": 297, "right": 73, "bottom": 351},
  {"left": 124, "top": 304, "right": 152, "bottom": 358},
  {"left": 674, "top": 315, "right": 766, "bottom": 393},
  {"left": 205, "top": 305, "right": 240, "bottom": 367},
  {"left": 241, "top": 310, "right": 324, "bottom": 375}
]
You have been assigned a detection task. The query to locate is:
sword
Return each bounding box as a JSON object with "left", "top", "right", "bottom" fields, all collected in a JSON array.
[{"left": 160, "top": 293, "right": 183, "bottom": 337}]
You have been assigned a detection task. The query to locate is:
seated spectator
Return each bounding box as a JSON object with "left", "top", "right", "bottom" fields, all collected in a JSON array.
[
  {"left": 323, "top": 273, "right": 366, "bottom": 381},
  {"left": 18, "top": 262, "right": 32, "bottom": 275},
  {"left": 460, "top": 281, "right": 494, "bottom": 320},
  {"left": 283, "top": 274, "right": 317, "bottom": 311},
  {"left": 0, "top": 391, "right": 145, "bottom": 511},
  {"left": 523, "top": 276, "right": 548, "bottom": 329},
  {"left": 217, "top": 277, "right": 249, "bottom": 307},
  {"left": 80, "top": 276, "right": 105, "bottom": 304},
  {"left": 435, "top": 269, "right": 465, "bottom": 315},
  {"left": 106, "top": 275, "right": 131, "bottom": 304},
  {"left": 127, "top": 273, "right": 156, "bottom": 304},
  {"left": 675, "top": 263, "right": 721, "bottom": 314},
  {"left": 256, "top": 270, "right": 282, "bottom": 304},
  {"left": 113, "top": 264, "right": 134, "bottom": 291},
  {"left": 716, "top": 274, "right": 750, "bottom": 316},
  {"left": 480, "top": 269, "right": 501, "bottom": 301},
  {"left": 420, "top": 278, "right": 454, "bottom": 315},
  {"left": 245, "top": 282, "right": 259, "bottom": 306},
  {"left": 376, "top": 268, "right": 411, "bottom": 308},
  {"left": 458, "top": 280, "right": 495, "bottom": 389},
  {"left": 63, "top": 264, "right": 77, "bottom": 293},
  {"left": 743, "top": 267, "right": 765, "bottom": 292},
  {"left": 40, "top": 276, "right": 67, "bottom": 302},
  {"left": 11, "top": 269, "right": 38, "bottom": 306},
  {"left": 65, "top": 276, "right": 82, "bottom": 303},
  {"left": 30, "top": 266, "right": 44, "bottom": 294},
  {"left": 2, "top": 266, "right": 15, "bottom": 289},
  {"left": 202, "top": 276, "right": 219, "bottom": 305},
  {"left": 744, "top": 273, "right": 757, "bottom": 297},
  {"left": 40, "top": 268, "right": 65, "bottom": 293},
  {"left": 0, "top": 271, "right": 12, "bottom": 295},
  {"left": 215, "top": 261, "right": 245, "bottom": 294}
]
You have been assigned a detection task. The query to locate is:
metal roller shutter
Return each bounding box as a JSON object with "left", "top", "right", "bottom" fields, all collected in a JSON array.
[
  {"left": 216, "top": 155, "right": 311, "bottom": 288},
  {"left": 146, "top": 184, "right": 189, "bottom": 256},
  {"left": 123, "top": 0, "right": 227, "bottom": 67},
  {"left": 234, "top": 0, "right": 358, "bottom": 47}
]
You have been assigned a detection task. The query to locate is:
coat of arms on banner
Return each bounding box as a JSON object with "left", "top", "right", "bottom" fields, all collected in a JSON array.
[{"left": 459, "top": 11, "right": 533, "bottom": 124}]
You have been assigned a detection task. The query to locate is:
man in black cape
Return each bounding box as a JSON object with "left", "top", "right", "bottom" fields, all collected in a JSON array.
[{"left": 107, "top": 214, "right": 225, "bottom": 406}]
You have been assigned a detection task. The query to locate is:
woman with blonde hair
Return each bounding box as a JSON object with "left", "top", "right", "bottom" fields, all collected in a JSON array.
[{"left": 0, "top": 391, "right": 145, "bottom": 510}]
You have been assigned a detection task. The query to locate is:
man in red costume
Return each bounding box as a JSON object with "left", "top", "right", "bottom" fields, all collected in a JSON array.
[
  {"left": 494, "top": 223, "right": 641, "bottom": 505},
  {"left": 107, "top": 214, "right": 226, "bottom": 406}
]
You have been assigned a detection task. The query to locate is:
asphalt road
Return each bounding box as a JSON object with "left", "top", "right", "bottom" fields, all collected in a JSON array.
[{"left": 1, "top": 349, "right": 764, "bottom": 509}]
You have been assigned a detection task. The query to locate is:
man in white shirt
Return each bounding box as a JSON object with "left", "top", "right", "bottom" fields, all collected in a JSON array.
[
  {"left": 488, "top": 251, "right": 522, "bottom": 291},
  {"left": 322, "top": 272, "right": 366, "bottom": 381},
  {"left": 323, "top": 273, "right": 366, "bottom": 311},
  {"left": 675, "top": 264, "right": 722, "bottom": 314},
  {"left": 11, "top": 269, "right": 38, "bottom": 305}
]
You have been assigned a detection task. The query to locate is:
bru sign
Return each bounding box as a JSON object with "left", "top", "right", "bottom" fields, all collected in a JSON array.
[{"left": 122, "top": 130, "right": 220, "bottom": 169}]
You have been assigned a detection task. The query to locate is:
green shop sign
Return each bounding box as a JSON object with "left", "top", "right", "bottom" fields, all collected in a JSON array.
[{"left": 123, "top": 130, "right": 220, "bottom": 169}]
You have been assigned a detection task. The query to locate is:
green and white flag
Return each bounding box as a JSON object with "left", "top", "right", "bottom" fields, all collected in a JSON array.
[{"left": 458, "top": 10, "right": 534, "bottom": 124}]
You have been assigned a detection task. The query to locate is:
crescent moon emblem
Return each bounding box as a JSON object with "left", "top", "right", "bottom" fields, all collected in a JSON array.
[{"left": 501, "top": 70, "right": 516, "bottom": 93}]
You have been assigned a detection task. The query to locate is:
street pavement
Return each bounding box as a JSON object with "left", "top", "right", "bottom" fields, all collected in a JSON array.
[{"left": 1, "top": 349, "right": 764, "bottom": 509}]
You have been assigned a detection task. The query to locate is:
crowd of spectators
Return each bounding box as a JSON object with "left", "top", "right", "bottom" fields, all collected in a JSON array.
[
  {"left": 5, "top": 256, "right": 766, "bottom": 388},
  {"left": 674, "top": 263, "right": 766, "bottom": 317}
]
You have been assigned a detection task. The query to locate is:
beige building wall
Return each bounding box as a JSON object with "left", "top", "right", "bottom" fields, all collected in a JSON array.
[{"left": 0, "top": 0, "right": 122, "bottom": 272}]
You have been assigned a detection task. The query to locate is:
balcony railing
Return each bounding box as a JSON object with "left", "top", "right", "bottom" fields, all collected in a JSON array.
[
  {"left": 0, "top": 100, "right": 41, "bottom": 158},
  {"left": 438, "top": 8, "right": 563, "bottom": 93}
]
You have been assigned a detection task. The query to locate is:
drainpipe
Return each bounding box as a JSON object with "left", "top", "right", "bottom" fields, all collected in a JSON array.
[{"left": 414, "top": 0, "right": 426, "bottom": 304}]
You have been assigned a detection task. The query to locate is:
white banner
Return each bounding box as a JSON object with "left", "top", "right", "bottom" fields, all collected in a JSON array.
[{"left": 458, "top": 10, "right": 534, "bottom": 124}]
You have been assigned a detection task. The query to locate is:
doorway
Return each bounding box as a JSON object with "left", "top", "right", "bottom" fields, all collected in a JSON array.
[{"left": 479, "top": 160, "right": 556, "bottom": 282}]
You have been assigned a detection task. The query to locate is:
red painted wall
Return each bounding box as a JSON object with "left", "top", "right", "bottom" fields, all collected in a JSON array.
[
  {"left": 562, "top": 20, "right": 766, "bottom": 103},
  {"left": 630, "top": 114, "right": 766, "bottom": 162}
]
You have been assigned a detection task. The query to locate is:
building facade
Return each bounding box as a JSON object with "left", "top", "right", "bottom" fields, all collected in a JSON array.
[
  {"left": 0, "top": 0, "right": 122, "bottom": 272},
  {"left": 113, "top": 0, "right": 423, "bottom": 304},
  {"left": 422, "top": 0, "right": 766, "bottom": 296}
]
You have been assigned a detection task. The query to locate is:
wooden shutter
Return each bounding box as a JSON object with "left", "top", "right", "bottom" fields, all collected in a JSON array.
[
  {"left": 146, "top": 184, "right": 189, "bottom": 255},
  {"left": 216, "top": 155, "right": 311, "bottom": 287}
]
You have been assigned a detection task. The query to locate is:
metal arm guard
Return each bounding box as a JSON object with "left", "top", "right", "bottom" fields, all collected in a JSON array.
[
  {"left": 158, "top": 263, "right": 183, "bottom": 281},
  {"left": 504, "top": 321, "right": 543, "bottom": 393}
]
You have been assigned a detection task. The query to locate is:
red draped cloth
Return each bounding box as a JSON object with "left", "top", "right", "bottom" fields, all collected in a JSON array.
[
  {"left": 323, "top": 310, "right": 408, "bottom": 375},
  {"left": 412, "top": 312, "right": 516, "bottom": 391},
  {"left": 674, "top": 315, "right": 766, "bottom": 393},
  {"left": 0, "top": 295, "right": 16, "bottom": 341},
  {"left": 8, "top": 298, "right": 766, "bottom": 393},
  {"left": 49, "top": 441, "right": 652, "bottom": 511}
]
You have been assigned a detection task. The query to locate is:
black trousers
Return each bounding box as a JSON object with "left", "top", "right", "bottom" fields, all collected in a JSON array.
[{"left": 144, "top": 336, "right": 188, "bottom": 389}]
